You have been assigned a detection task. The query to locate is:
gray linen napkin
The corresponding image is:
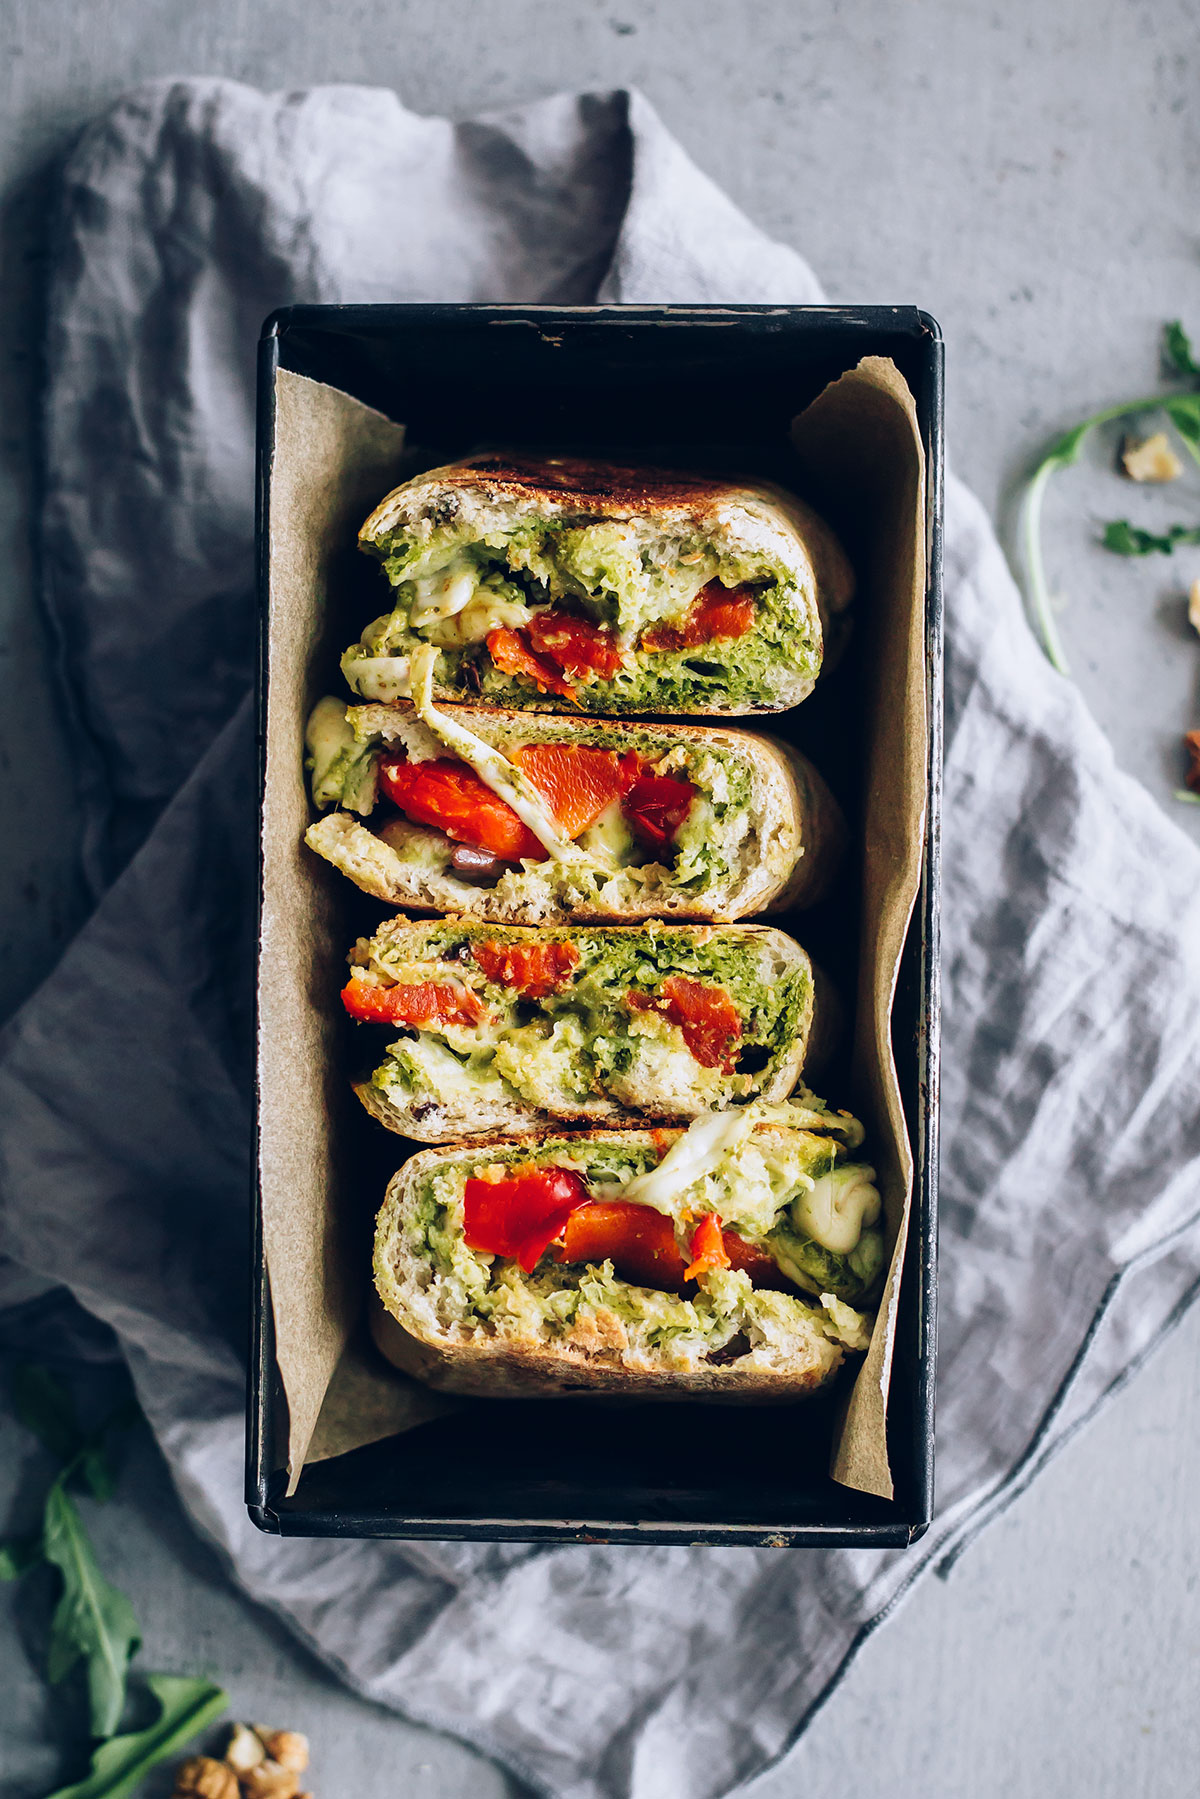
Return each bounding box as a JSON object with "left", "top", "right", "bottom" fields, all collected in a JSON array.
[{"left": 2, "top": 79, "right": 1199, "bottom": 1799}]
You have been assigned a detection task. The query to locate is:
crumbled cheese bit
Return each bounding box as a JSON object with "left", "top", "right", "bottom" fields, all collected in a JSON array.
[{"left": 1121, "top": 431, "right": 1182, "bottom": 483}]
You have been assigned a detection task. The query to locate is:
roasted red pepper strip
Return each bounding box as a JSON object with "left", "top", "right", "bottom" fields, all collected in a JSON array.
[
  {"left": 379, "top": 756, "right": 546, "bottom": 862},
  {"left": 471, "top": 939, "right": 580, "bottom": 999},
  {"left": 381, "top": 744, "right": 689, "bottom": 862},
  {"left": 341, "top": 976, "right": 487, "bottom": 1029},
  {"left": 486, "top": 626, "right": 579, "bottom": 702},
  {"left": 463, "top": 1166, "right": 593, "bottom": 1272},
  {"left": 525, "top": 609, "right": 625, "bottom": 679},
  {"left": 641, "top": 581, "right": 756, "bottom": 653},
  {"left": 683, "top": 1213, "right": 732, "bottom": 1282},
  {"left": 559, "top": 1201, "right": 690, "bottom": 1291},
  {"left": 557, "top": 1201, "right": 793, "bottom": 1295},
  {"left": 515, "top": 743, "right": 640, "bottom": 838},
  {"left": 722, "top": 1233, "right": 794, "bottom": 1291},
  {"left": 620, "top": 771, "right": 695, "bottom": 850},
  {"left": 625, "top": 975, "right": 743, "bottom": 1071}
]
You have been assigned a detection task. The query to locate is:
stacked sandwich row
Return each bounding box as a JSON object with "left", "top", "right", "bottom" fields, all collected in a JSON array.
[{"left": 303, "top": 454, "right": 884, "bottom": 1398}]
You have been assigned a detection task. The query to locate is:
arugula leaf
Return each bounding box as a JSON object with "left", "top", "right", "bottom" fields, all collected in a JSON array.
[
  {"left": 1019, "top": 319, "right": 1200, "bottom": 669},
  {"left": 11, "top": 1366, "right": 137, "bottom": 1504},
  {"left": 77, "top": 1446, "right": 117, "bottom": 1505},
  {"left": 42, "top": 1674, "right": 227, "bottom": 1799},
  {"left": 0, "top": 1532, "right": 44, "bottom": 1578},
  {"left": 43, "top": 1479, "right": 142, "bottom": 1739},
  {"left": 13, "top": 1365, "right": 86, "bottom": 1464},
  {"left": 1164, "top": 320, "right": 1200, "bottom": 378},
  {"left": 1020, "top": 397, "right": 1169, "bottom": 674},
  {"left": 1175, "top": 789, "right": 1200, "bottom": 805},
  {"left": 1103, "top": 519, "right": 1200, "bottom": 555},
  {"left": 1164, "top": 391, "right": 1200, "bottom": 448}
]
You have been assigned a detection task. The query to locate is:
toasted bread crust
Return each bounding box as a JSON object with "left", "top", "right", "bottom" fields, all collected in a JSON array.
[
  {"left": 362, "top": 452, "right": 740, "bottom": 519},
  {"left": 369, "top": 1300, "right": 836, "bottom": 1401}
]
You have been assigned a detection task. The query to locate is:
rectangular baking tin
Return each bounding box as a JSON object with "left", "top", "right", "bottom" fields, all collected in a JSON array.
[{"left": 249, "top": 304, "right": 942, "bottom": 1547}]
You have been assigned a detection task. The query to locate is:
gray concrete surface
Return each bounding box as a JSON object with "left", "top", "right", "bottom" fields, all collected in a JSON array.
[{"left": 2, "top": 1, "right": 1198, "bottom": 1794}]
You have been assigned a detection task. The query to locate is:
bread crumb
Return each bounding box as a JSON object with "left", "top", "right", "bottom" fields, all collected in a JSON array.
[{"left": 172, "top": 1725, "right": 312, "bottom": 1799}]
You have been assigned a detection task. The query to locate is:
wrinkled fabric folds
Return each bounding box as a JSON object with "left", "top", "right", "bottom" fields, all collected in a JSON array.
[{"left": 1, "top": 79, "right": 1198, "bottom": 1799}]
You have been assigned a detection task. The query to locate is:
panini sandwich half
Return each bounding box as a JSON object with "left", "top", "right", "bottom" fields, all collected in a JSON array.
[
  {"left": 372, "top": 1105, "right": 883, "bottom": 1399},
  {"left": 342, "top": 918, "right": 831, "bottom": 1140},
  {"left": 342, "top": 453, "right": 853, "bottom": 717},
  {"left": 304, "top": 662, "right": 844, "bottom": 924}
]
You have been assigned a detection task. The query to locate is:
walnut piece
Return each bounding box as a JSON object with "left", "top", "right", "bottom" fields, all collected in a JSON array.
[
  {"left": 225, "top": 1724, "right": 267, "bottom": 1773},
  {"left": 172, "top": 1757, "right": 239, "bottom": 1799},
  {"left": 1121, "top": 431, "right": 1182, "bottom": 483},
  {"left": 1189, "top": 578, "right": 1200, "bottom": 639},
  {"left": 239, "top": 1762, "right": 301, "bottom": 1799},
  {"left": 256, "top": 1730, "right": 310, "bottom": 1773}
]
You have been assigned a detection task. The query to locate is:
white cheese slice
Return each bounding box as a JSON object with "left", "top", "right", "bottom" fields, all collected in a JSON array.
[
  {"left": 407, "top": 645, "right": 599, "bottom": 865},
  {"left": 306, "top": 696, "right": 357, "bottom": 788},
  {"left": 620, "top": 1107, "right": 755, "bottom": 1211}
]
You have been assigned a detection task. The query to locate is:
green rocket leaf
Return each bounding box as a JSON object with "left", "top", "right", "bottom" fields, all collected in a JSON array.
[
  {"left": 1102, "top": 519, "right": 1200, "bottom": 555},
  {"left": 0, "top": 1532, "right": 44, "bottom": 1579},
  {"left": 1017, "top": 318, "right": 1200, "bottom": 670},
  {"left": 42, "top": 1673, "right": 227, "bottom": 1799},
  {"left": 13, "top": 1365, "right": 86, "bottom": 1464},
  {"left": 1164, "top": 320, "right": 1200, "bottom": 378},
  {"left": 1163, "top": 391, "right": 1200, "bottom": 444},
  {"left": 42, "top": 1479, "right": 142, "bottom": 1739}
]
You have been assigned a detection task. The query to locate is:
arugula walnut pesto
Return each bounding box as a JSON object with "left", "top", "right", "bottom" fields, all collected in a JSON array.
[{"left": 344, "top": 453, "right": 854, "bottom": 717}]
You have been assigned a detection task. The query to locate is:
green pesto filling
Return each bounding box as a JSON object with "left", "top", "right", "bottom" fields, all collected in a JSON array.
[
  {"left": 348, "top": 517, "right": 818, "bottom": 713},
  {"left": 406, "top": 1132, "right": 882, "bottom": 1342},
  {"left": 310, "top": 704, "right": 757, "bottom": 901},
  {"left": 359, "top": 922, "right": 811, "bottom": 1121}
]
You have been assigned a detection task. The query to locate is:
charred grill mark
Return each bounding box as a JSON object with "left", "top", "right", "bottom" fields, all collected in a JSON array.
[{"left": 437, "top": 453, "right": 731, "bottom": 512}]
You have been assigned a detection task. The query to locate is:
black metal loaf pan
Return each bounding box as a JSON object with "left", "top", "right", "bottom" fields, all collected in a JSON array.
[{"left": 249, "top": 304, "right": 942, "bottom": 1547}]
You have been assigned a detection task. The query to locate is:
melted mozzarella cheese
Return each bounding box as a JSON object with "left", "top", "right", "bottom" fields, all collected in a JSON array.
[
  {"left": 793, "top": 1164, "right": 880, "bottom": 1255},
  {"left": 620, "top": 1108, "right": 755, "bottom": 1212},
  {"left": 408, "top": 645, "right": 600, "bottom": 865},
  {"left": 408, "top": 558, "right": 479, "bottom": 628},
  {"left": 424, "top": 593, "right": 534, "bottom": 647},
  {"left": 345, "top": 654, "right": 412, "bottom": 702}
]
